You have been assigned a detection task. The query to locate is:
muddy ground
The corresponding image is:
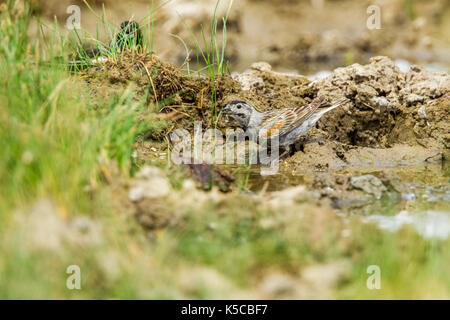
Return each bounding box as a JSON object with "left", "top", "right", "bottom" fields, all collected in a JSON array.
[
  {"left": 80, "top": 48, "right": 449, "bottom": 230},
  {"left": 27, "top": 0, "right": 450, "bottom": 233}
]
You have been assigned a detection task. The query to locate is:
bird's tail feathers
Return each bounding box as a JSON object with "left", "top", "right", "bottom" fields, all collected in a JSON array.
[{"left": 318, "top": 97, "right": 350, "bottom": 112}]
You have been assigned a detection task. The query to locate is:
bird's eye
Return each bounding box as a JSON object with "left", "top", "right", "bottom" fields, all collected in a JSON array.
[{"left": 237, "top": 105, "right": 242, "bottom": 109}]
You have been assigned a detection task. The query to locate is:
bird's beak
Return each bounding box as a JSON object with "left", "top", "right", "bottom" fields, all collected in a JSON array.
[{"left": 222, "top": 105, "right": 231, "bottom": 113}]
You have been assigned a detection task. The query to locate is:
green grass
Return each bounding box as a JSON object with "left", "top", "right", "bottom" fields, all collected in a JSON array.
[
  {"left": 405, "top": 0, "right": 416, "bottom": 21},
  {"left": 178, "top": 0, "right": 233, "bottom": 126},
  {"left": 0, "top": 1, "right": 449, "bottom": 300},
  {"left": 59, "top": 0, "right": 171, "bottom": 72}
]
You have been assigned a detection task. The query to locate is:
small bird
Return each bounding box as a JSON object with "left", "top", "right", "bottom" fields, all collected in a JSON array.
[
  {"left": 115, "top": 20, "right": 144, "bottom": 52},
  {"left": 68, "top": 20, "right": 144, "bottom": 70},
  {"left": 222, "top": 96, "right": 349, "bottom": 149}
]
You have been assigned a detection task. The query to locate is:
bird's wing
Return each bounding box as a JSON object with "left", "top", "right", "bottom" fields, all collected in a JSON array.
[{"left": 258, "top": 97, "right": 326, "bottom": 139}]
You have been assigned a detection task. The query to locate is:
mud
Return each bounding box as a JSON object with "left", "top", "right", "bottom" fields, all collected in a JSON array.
[
  {"left": 314, "top": 57, "right": 449, "bottom": 149},
  {"left": 225, "top": 57, "right": 448, "bottom": 211},
  {"left": 82, "top": 51, "right": 448, "bottom": 207},
  {"left": 231, "top": 56, "right": 449, "bottom": 151},
  {"left": 61, "top": 0, "right": 450, "bottom": 232}
]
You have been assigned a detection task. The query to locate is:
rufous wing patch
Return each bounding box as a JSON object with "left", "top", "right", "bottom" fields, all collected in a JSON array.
[{"left": 260, "top": 119, "right": 284, "bottom": 137}]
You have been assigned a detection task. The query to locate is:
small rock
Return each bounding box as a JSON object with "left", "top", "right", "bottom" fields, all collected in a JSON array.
[
  {"left": 379, "top": 172, "right": 409, "bottom": 194},
  {"left": 351, "top": 175, "right": 387, "bottom": 199},
  {"left": 371, "top": 96, "right": 390, "bottom": 109},
  {"left": 354, "top": 64, "right": 372, "bottom": 81},
  {"left": 406, "top": 93, "right": 424, "bottom": 106},
  {"left": 250, "top": 61, "right": 272, "bottom": 72},
  {"left": 129, "top": 166, "right": 171, "bottom": 202},
  {"left": 267, "top": 185, "right": 307, "bottom": 208},
  {"left": 232, "top": 71, "right": 264, "bottom": 91},
  {"left": 417, "top": 105, "right": 427, "bottom": 119}
]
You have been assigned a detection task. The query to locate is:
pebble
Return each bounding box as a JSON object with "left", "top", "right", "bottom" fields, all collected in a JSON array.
[
  {"left": 128, "top": 166, "right": 172, "bottom": 202},
  {"left": 351, "top": 175, "right": 387, "bottom": 199}
]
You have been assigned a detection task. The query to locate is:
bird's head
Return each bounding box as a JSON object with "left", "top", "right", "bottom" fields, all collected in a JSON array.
[{"left": 222, "top": 101, "right": 259, "bottom": 128}]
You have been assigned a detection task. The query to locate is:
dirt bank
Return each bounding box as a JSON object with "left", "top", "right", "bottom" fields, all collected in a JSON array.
[
  {"left": 84, "top": 53, "right": 449, "bottom": 151},
  {"left": 231, "top": 56, "right": 448, "bottom": 206},
  {"left": 80, "top": 50, "right": 448, "bottom": 215}
]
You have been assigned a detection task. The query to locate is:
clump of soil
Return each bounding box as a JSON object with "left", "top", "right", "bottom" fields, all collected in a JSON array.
[
  {"left": 229, "top": 56, "right": 449, "bottom": 151},
  {"left": 81, "top": 51, "right": 245, "bottom": 132},
  {"left": 82, "top": 52, "right": 181, "bottom": 102},
  {"left": 229, "top": 62, "right": 314, "bottom": 110},
  {"left": 313, "top": 56, "right": 449, "bottom": 149}
]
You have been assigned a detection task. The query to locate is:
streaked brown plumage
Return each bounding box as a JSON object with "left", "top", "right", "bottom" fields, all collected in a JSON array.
[{"left": 223, "top": 96, "right": 349, "bottom": 147}]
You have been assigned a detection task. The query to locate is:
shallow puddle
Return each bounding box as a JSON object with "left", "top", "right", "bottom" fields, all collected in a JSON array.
[
  {"left": 364, "top": 210, "right": 450, "bottom": 240},
  {"left": 242, "top": 160, "right": 450, "bottom": 239}
]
